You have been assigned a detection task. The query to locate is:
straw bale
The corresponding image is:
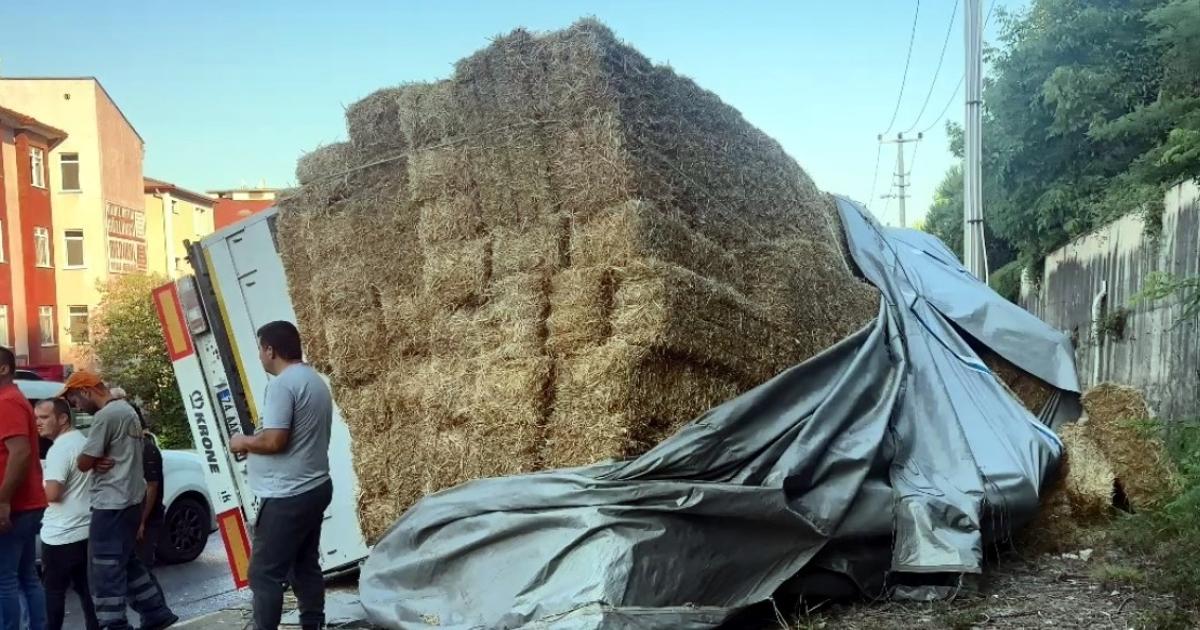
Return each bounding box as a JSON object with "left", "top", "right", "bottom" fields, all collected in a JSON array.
[
  {"left": 737, "top": 236, "right": 878, "bottom": 337},
  {"left": 571, "top": 201, "right": 744, "bottom": 289},
  {"left": 418, "top": 195, "right": 484, "bottom": 246},
  {"left": 1021, "top": 423, "right": 1117, "bottom": 552},
  {"left": 982, "top": 350, "right": 1055, "bottom": 414},
  {"left": 321, "top": 316, "right": 389, "bottom": 388},
  {"left": 610, "top": 260, "right": 807, "bottom": 385},
  {"left": 421, "top": 237, "right": 492, "bottom": 308},
  {"left": 544, "top": 340, "right": 741, "bottom": 468},
  {"left": 426, "top": 273, "right": 549, "bottom": 359},
  {"left": 546, "top": 266, "right": 614, "bottom": 357},
  {"left": 295, "top": 142, "right": 357, "bottom": 186},
  {"left": 344, "top": 355, "right": 551, "bottom": 541},
  {"left": 407, "top": 147, "right": 475, "bottom": 204},
  {"left": 346, "top": 88, "right": 408, "bottom": 155},
  {"left": 377, "top": 290, "right": 430, "bottom": 358},
  {"left": 1081, "top": 384, "right": 1181, "bottom": 510},
  {"left": 492, "top": 215, "right": 568, "bottom": 276},
  {"left": 476, "top": 272, "right": 550, "bottom": 358}
]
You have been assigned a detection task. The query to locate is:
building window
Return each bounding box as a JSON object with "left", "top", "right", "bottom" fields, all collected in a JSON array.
[
  {"left": 193, "top": 206, "right": 207, "bottom": 234},
  {"left": 39, "top": 306, "right": 55, "bottom": 346},
  {"left": 0, "top": 219, "right": 5, "bottom": 263},
  {"left": 34, "top": 227, "right": 51, "bottom": 267},
  {"left": 30, "top": 147, "right": 46, "bottom": 188},
  {"left": 68, "top": 305, "right": 89, "bottom": 343},
  {"left": 64, "top": 229, "right": 85, "bottom": 267},
  {"left": 60, "top": 153, "right": 80, "bottom": 191},
  {"left": 0, "top": 305, "right": 8, "bottom": 347}
]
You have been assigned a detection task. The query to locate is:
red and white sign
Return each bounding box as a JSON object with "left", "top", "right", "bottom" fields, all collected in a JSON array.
[{"left": 106, "top": 202, "right": 147, "bottom": 273}]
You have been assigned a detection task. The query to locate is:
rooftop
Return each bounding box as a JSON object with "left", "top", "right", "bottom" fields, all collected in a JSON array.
[
  {"left": 0, "top": 77, "right": 143, "bottom": 144},
  {"left": 145, "top": 177, "right": 215, "bottom": 207},
  {"left": 0, "top": 104, "right": 68, "bottom": 145}
]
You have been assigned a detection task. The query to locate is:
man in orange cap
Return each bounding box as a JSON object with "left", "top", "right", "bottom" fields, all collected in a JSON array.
[{"left": 60, "top": 371, "right": 177, "bottom": 630}]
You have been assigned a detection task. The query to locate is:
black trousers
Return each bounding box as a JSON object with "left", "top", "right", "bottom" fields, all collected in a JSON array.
[
  {"left": 249, "top": 480, "right": 333, "bottom": 630},
  {"left": 41, "top": 539, "right": 100, "bottom": 630},
  {"left": 135, "top": 517, "right": 164, "bottom": 568}
]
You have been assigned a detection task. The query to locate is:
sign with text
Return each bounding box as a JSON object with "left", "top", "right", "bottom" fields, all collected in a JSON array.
[{"left": 105, "top": 202, "right": 147, "bottom": 273}]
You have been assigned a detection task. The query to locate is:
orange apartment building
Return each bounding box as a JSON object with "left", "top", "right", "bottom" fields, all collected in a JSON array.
[{"left": 0, "top": 105, "right": 68, "bottom": 376}]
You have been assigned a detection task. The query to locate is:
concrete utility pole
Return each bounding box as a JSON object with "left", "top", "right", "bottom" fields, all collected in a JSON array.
[
  {"left": 963, "top": 0, "right": 988, "bottom": 281},
  {"left": 880, "top": 132, "right": 922, "bottom": 227}
]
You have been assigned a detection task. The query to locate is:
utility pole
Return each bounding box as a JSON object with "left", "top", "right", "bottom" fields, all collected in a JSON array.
[
  {"left": 963, "top": 0, "right": 988, "bottom": 281},
  {"left": 879, "top": 132, "right": 922, "bottom": 227}
]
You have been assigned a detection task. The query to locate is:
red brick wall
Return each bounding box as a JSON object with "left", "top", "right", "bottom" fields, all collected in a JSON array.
[{"left": 14, "top": 132, "right": 58, "bottom": 366}]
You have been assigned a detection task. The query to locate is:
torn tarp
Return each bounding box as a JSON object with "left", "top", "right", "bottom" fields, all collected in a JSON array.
[{"left": 360, "top": 197, "right": 1080, "bottom": 629}]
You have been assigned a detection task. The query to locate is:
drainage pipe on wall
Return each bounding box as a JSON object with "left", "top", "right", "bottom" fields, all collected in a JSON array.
[{"left": 1091, "top": 280, "right": 1108, "bottom": 386}]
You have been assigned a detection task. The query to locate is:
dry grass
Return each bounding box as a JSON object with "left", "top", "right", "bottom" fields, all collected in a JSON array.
[
  {"left": 278, "top": 19, "right": 880, "bottom": 541},
  {"left": 1082, "top": 383, "right": 1182, "bottom": 510}
]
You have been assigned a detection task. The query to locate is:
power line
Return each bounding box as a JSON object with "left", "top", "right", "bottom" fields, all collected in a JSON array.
[
  {"left": 866, "top": 140, "right": 884, "bottom": 206},
  {"left": 920, "top": 75, "right": 964, "bottom": 135},
  {"left": 906, "top": 138, "right": 921, "bottom": 179},
  {"left": 905, "top": 0, "right": 960, "bottom": 134},
  {"left": 881, "top": 0, "right": 922, "bottom": 135},
  {"left": 918, "top": 0, "right": 999, "bottom": 136}
]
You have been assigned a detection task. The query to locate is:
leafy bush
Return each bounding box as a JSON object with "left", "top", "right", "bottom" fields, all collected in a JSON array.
[{"left": 80, "top": 274, "right": 191, "bottom": 449}]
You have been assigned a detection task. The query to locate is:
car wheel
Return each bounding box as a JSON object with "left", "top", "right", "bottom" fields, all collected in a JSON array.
[{"left": 158, "top": 495, "right": 210, "bottom": 564}]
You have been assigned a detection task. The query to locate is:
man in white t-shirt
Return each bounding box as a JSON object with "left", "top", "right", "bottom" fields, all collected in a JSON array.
[{"left": 36, "top": 398, "right": 100, "bottom": 630}]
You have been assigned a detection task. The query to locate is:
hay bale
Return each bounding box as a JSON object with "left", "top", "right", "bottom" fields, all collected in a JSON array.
[
  {"left": 544, "top": 340, "right": 741, "bottom": 468},
  {"left": 609, "top": 260, "right": 783, "bottom": 384},
  {"left": 295, "top": 142, "right": 356, "bottom": 186},
  {"left": 279, "top": 20, "right": 885, "bottom": 540},
  {"left": 981, "top": 350, "right": 1055, "bottom": 414},
  {"left": 421, "top": 238, "right": 492, "bottom": 308},
  {"left": 418, "top": 196, "right": 485, "bottom": 246},
  {"left": 492, "top": 216, "right": 568, "bottom": 276},
  {"left": 571, "top": 201, "right": 745, "bottom": 289},
  {"left": 546, "top": 267, "right": 615, "bottom": 357},
  {"left": 1021, "top": 424, "right": 1117, "bottom": 552},
  {"left": 1081, "top": 384, "right": 1181, "bottom": 510}
]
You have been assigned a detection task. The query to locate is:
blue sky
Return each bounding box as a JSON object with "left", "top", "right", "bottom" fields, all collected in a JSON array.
[{"left": 1, "top": 1, "right": 1021, "bottom": 225}]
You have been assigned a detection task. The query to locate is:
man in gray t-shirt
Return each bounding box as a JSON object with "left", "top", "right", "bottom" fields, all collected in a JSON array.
[
  {"left": 231, "top": 321, "right": 334, "bottom": 630},
  {"left": 62, "top": 371, "right": 176, "bottom": 630}
]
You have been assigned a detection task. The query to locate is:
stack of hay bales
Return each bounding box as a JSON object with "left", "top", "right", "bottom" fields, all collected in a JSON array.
[{"left": 278, "top": 20, "right": 880, "bottom": 541}]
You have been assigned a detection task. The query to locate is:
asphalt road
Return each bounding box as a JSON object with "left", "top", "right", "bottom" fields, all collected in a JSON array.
[{"left": 61, "top": 532, "right": 250, "bottom": 629}]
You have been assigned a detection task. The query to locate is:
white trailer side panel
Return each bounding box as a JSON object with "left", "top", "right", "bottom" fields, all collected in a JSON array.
[{"left": 197, "top": 209, "right": 368, "bottom": 571}]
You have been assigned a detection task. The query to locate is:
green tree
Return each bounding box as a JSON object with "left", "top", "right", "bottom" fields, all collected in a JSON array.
[
  {"left": 923, "top": 163, "right": 1015, "bottom": 271},
  {"left": 83, "top": 274, "right": 191, "bottom": 449},
  {"left": 927, "top": 0, "right": 1200, "bottom": 267}
]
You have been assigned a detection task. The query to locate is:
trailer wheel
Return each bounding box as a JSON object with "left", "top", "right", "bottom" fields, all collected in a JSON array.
[{"left": 158, "top": 494, "right": 210, "bottom": 564}]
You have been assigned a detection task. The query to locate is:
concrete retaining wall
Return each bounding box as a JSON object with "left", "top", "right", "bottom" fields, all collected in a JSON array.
[{"left": 1020, "top": 179, "right": 1200, "bottom": 420}]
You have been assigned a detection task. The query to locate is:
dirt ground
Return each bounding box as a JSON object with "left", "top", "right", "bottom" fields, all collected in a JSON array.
[{"left": 793, "top": 551, "right": 1190, "bottom": 629}]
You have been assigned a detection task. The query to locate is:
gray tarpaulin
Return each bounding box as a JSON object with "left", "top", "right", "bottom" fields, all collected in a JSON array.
[{"left": 360, "top": 197, "right": 1080, "bottom": 629}]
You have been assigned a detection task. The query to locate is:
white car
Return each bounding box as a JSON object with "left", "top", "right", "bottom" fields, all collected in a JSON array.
[{"left": 19, "top": 379, "right": 217, "bottom": 564}]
